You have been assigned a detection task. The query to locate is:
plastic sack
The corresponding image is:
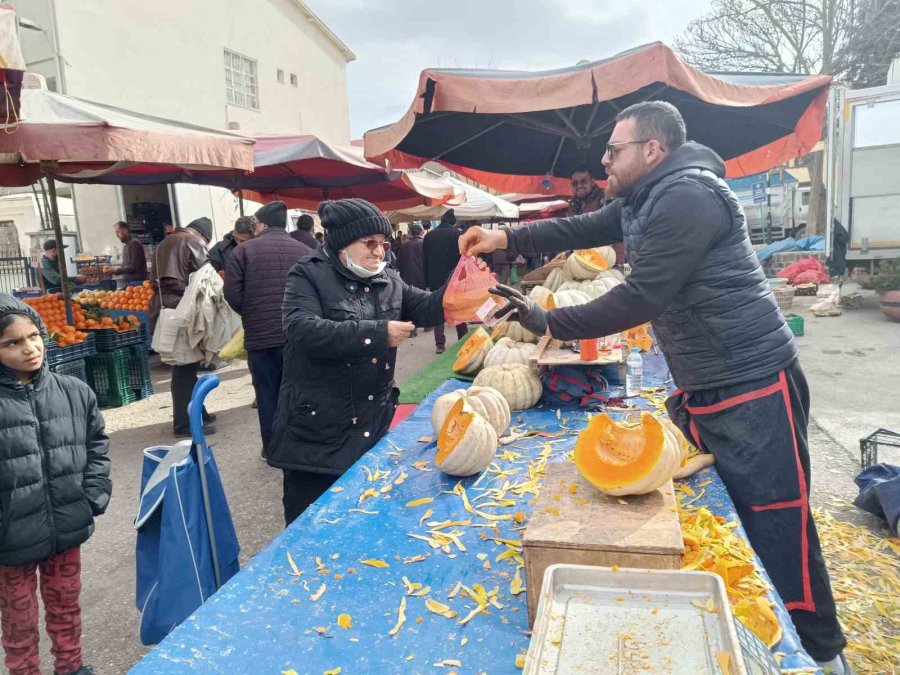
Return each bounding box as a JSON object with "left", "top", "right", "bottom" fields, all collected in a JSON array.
[
  {"left": 443, "top": 255, "right": 498, "bottom": 324},
  {"left": 777, "top": 256, "right": 830, "bottom": 285},
  {"left": 220, "top": 329, "right": 247, "bottom": 361}
]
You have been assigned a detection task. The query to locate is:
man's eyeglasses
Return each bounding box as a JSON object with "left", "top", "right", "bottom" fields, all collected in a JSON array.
[
  {"left": 570, "top": 178, "right": 593, "bottom": 187},
  {"left": 605, "top": 139, "right": 652, "bottom": 161},
  {"left": 360, "top": 238, "right": 391, "bottom": 253}
]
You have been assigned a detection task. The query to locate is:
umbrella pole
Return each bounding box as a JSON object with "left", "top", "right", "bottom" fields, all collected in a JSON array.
[
  {"left": 40, "top": 163, "right": 74, "bottom": 324},
  {"left": 238, "top": 189, "right": 245, "bottom": 217}
]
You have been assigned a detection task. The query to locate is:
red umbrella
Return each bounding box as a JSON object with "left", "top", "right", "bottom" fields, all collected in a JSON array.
[
  {"left": 364, "top": 43, "right": 831, "bottom": 194},
  {"left": 54, "top": 133, "right": 456, "bottom": 212}
]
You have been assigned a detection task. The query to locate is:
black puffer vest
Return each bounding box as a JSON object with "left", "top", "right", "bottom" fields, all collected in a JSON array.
[{"left": 622, "top": 167, "right": 797, "bottom": 391}]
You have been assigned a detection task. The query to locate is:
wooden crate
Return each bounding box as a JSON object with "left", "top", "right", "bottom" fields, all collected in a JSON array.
[{"left": 523, "top": 461, "right": 683, "bottom": 625}]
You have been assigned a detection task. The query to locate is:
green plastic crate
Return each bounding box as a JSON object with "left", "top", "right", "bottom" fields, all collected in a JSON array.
[
  {"left": 86, "top": 349, "right": 136, "bottom": 408},
  {"left": 785, "top": 313, "right": 804, "bottom": 337}
]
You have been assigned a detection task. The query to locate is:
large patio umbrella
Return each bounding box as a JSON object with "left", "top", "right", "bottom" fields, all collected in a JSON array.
[
  {"left": 237, "top": 138, "right": 462, "bottom": 211},
  {"left": 387, "top": 171, "right": 517, "bottom": 224},
  {"left": 364, "top": 43, "right": 832, "bottom": 195},
  {"left": 62, "top": 133, "right": 461, "bottom": 212},
  {"left": 0, "top": 86, "right": 255, "bottom": 315}
]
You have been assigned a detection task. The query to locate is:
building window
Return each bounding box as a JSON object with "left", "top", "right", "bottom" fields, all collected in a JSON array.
[
  {"left": 290, "top": 73, "right": 298, "bottom": 87},
  {"left": 224, "top": 49, "right": 259, "bottom": 110},
  {"left": 277, "top": 69, "right": 285, "bottom": 83},
  {"left": 801, "top": 191, "right": 810, "bottom": 207}
]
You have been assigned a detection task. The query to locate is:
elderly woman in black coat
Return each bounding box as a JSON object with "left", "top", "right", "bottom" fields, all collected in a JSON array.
[{"left": 268, "top": 199, "right": 447, "bottom": 524}]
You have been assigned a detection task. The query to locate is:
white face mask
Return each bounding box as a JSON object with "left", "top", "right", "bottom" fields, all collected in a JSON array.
[{"left": 341, "top": 250, "right": 386, "bottom": 279}]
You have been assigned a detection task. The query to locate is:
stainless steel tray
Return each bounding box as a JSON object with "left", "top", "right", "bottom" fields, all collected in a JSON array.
[{"left": 525, "top": 564, "right": 746, "bottom": 675}]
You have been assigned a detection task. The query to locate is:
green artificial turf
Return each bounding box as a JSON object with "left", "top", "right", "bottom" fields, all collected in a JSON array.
[{"left": 397, "top": 329, "right": 474, "bottom": 404}]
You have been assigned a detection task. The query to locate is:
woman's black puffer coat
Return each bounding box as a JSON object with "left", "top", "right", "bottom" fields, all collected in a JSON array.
[
  {"left": 0, "top": 294, "right": 112, "bottom": 567},
  {"left": 268, "top": 248, "right": 445, "bottom": 475}
]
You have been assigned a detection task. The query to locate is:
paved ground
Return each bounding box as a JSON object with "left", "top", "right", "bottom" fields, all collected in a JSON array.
[{"left": 37, "top": 298, "right": 897, "bottom": 673}]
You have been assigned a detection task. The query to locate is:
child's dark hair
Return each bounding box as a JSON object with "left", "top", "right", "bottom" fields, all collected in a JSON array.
[{"left": 0, "top": 313, "right": 39, "bottom": 337}]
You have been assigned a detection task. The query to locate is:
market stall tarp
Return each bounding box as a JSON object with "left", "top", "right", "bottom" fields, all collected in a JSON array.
[
  {"left": 0, "top": 86, "right": 255, "bottom": 186},
  {"left": 60, "top": 134, "right": 398, "bottom": 189},
  {"left": 132, "top": 361, "right": 817, "bottom": 673},
  {"left": 364, "top": 42, "right": 831, "bottom": 195},
  {"left": 387, "top": 172, "right": 518, "bottom": 223}
]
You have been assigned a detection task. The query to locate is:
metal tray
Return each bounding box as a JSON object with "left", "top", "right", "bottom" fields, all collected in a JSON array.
[{"left": 525, "top": 564, "right": 746, "bottom": 675}]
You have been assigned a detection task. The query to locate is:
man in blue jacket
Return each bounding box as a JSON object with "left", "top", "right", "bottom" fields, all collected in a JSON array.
[{"left": 461, "top": 101, "right": 849, "bottom": 674}]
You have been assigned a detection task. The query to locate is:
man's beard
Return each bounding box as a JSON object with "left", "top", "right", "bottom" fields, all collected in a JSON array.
[{"left": 606, "top": 169, "right": 636, "bottom": 199}]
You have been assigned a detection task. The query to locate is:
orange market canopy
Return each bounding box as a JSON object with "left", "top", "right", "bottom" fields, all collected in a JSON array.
[{"left": 364, "top": 43, "right": 831, "bottom": 195}]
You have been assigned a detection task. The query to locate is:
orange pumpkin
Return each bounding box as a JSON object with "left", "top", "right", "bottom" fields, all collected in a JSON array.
[
  {"left": 623, "top": 323, "right": 654, "bottom": 352},
  {"left": 435, "top": 398, "right": 498, "bottom": 476},
  {"left": 574, "top": 411, "right": 681, "bottom": 496},
  {"left": 452, "top": 327, "right": 493, "bottom": 376}
]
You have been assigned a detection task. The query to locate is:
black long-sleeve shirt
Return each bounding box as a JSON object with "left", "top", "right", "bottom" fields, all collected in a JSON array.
[{"left": 505, "top": 180, "right": 730, "bottom": 341}]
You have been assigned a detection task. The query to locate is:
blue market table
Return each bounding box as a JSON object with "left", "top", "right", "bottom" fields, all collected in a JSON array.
[{"left": 132, "top": 357, "right": 818, "bottom": 674}]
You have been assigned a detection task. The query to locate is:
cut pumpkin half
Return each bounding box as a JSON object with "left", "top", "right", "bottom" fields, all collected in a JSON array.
[{"left": 574, "top": 411, "right": 681, "bottom": 496}]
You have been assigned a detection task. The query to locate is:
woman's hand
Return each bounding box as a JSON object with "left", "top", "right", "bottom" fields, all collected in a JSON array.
[
  {"left": 459, "top": 227, "right": 508, "bottom": 256},
  {"left": 387, "top": 321, "right": 416, "bottom": 347}
]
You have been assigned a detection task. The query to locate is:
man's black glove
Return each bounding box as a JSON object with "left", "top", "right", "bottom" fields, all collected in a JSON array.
[{"left": 490, "top": 284, "right": 549, "bottom": 336}]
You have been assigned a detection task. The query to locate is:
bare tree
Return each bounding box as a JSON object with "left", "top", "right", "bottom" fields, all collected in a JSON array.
[{"left": 675, "top": 0, "right": 900, "bottom": 235}]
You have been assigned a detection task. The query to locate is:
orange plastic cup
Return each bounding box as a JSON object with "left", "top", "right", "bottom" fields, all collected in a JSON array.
[{"left": 579, "top": 338, "right": 600, "bottom": 361}]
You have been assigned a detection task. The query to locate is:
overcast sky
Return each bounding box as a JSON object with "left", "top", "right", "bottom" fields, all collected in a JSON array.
[{"left": 307, "top": 0, "right": 714, "bottom": 139}]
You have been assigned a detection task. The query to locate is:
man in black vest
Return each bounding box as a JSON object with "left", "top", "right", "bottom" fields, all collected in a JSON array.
[{"left": 460, "top": 102, "right": 849, "bottom": 674}]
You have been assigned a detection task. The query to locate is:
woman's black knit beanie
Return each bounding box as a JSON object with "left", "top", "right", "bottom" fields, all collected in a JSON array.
[{"left": 318, "top": 198, "right": 392, "bottom": 252}]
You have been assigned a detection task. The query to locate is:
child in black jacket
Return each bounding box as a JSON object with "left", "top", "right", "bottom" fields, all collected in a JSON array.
[{"left": 0, "top": 294, "right": 111, "bottom": 675}]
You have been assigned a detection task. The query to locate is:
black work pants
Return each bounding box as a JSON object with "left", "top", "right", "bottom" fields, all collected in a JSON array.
[
  {"left": 433, "top": 322, "right": 468, "bottom": 349},
  {"left": 248, "top": 346, "right": 283, "bottom": 455},
  {"left": 282, "top": 470, "right": 339, "bottom": 526},
  {"left": 667, "top": 362, "right": 846, "bottom": 662},
  {"left": 171, "top": 362, "right": 199, "bottom": 432}
]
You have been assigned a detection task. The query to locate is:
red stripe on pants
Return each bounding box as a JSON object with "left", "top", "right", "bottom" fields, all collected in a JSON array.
[
  {"left": 775, "top": 370, "right": 815, "bottom": 612},
  {"left": 0, "top": 547, "right": 83, "bottom": 675},
  {"left": 681, "top": 372, "right": 816, "bottom": 612}
]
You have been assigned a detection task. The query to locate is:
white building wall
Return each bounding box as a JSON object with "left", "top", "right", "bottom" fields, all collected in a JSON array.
[{"left": 13, "top": 0, "right": 352, "bottom": 251}]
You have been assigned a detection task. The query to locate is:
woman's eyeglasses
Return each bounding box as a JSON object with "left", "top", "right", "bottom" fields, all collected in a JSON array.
[{"left": 360, "top": 238, "right": 391, "bottom": 253}]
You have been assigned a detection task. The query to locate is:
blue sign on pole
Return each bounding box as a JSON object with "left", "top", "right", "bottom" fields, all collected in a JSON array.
[{"left": 752, "top": 181, "right": 767, "bottom": 204}]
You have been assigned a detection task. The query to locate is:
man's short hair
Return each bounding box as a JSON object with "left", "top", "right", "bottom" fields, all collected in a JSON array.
[
  {"left": 296, "top": 214, "right": 315, "bottom": 232},
  {"left": 409, "top": 222, "right": 424, "bottom": 236},
  {"left": 234, "top": 216, "right": 257, "bottom": 236},
  {"left": 114, "top": 221, "right": 130, "bottom": 232},
  {"left": 570, "top": 165, "right": 593, "bottom": 178},
  {"left": 615, "top": 101, "right": 686, "bottom": 152}
]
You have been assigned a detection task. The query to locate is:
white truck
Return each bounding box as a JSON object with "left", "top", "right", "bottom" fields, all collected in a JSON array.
[{"left": 827, "top": 74, "right": 900, "bottom": 269}]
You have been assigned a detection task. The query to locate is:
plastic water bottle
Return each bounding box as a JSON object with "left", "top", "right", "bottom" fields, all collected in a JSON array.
[{"left": 626, "top": 348, "right": 643, "bottom": 397}]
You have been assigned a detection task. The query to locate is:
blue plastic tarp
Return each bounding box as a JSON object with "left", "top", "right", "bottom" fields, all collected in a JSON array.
[
  {"left": 135, "top": 440, "right": 241, "bottom": 646},
  {"left": 132, "top": 356, "right": 816, "bottom": 673},
  {"left": 756, "top": 236, "right": 825, "bottom": 263}
]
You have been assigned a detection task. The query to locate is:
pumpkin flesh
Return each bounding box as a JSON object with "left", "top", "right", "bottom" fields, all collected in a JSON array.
[
  {"left": 452, "top": 327, "right": 492, "bottom": 375},
  {"left": 435, "top": 398, "right": 498, "bottom": 476},
  {"left": 574, "top": 412, "right": 677, "bottom": 495},
  {"left": 436, "top": 398, "right": 473, "bottom": 465}
]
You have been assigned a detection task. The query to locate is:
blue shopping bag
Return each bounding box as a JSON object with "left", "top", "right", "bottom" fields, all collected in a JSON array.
[{"left": 135, "top": 440, "right": 240, "bottom": 645}]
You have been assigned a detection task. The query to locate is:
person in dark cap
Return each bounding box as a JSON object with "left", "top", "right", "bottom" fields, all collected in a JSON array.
[
  {"left": 208, "top": 216, "right": 257, "bottom": 274},
  {"left": 290, "top": 214, "right": 319, "bottom": 249},
  {"left": 423, "top": 209, "right": 467, "bottom": 353},
  {"left": 225, "top": 201, "right": 312, "bottom": 460},
  {"left": 40, "top": 240, "right": 86, "bottom": 290},
  {"left": 268, "top": 198, "right": 447, "bottom": 524},
  {"left": 150, "top": 216, "right": 216, "bottom": 436}
]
